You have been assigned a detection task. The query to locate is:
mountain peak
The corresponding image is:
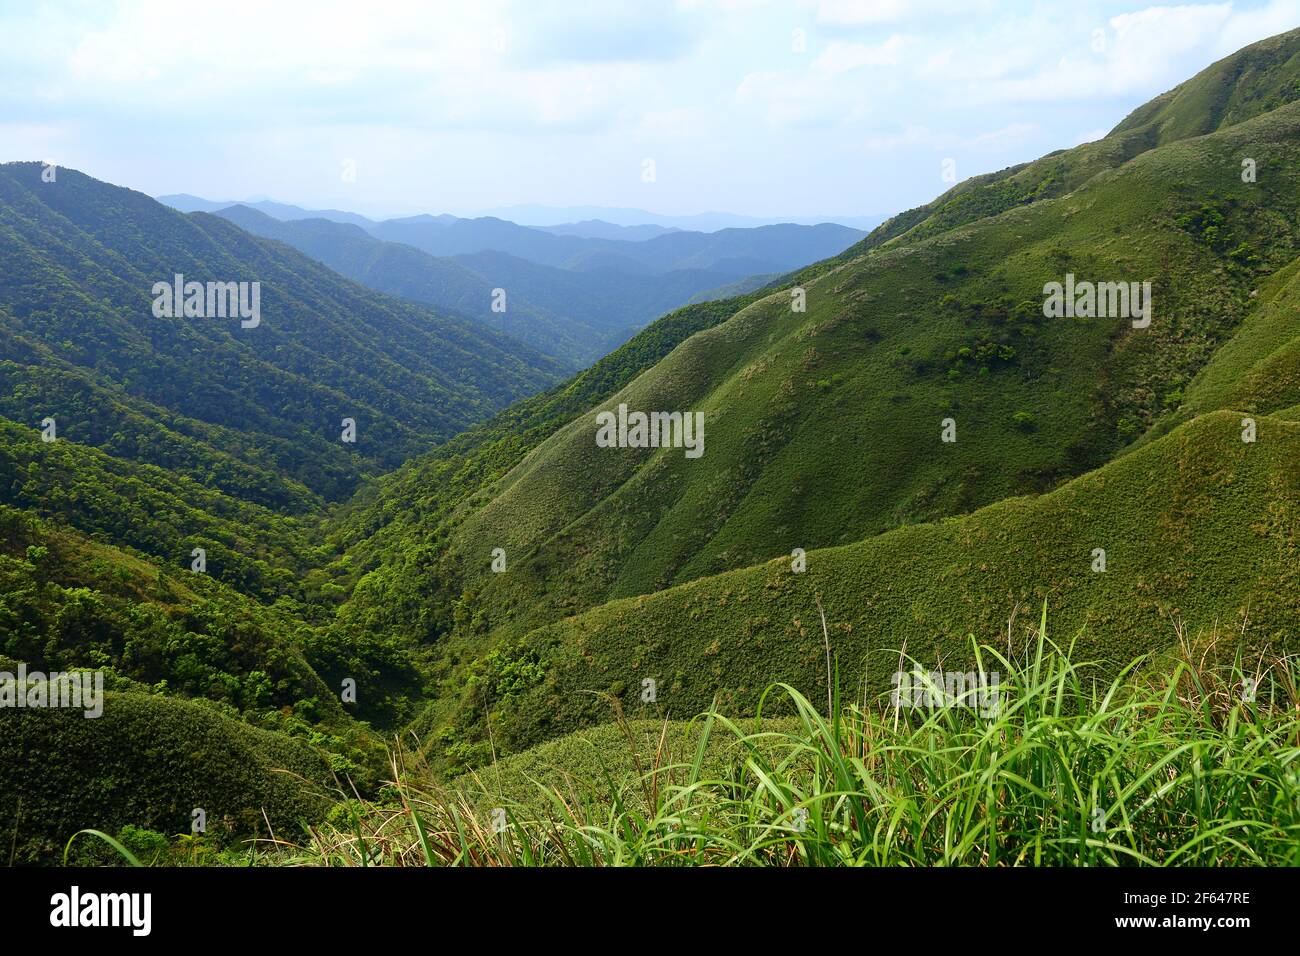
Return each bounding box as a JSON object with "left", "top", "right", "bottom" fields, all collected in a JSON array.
[{"left": 1109, "top": 25, "right": 1300, "bottom": 146}]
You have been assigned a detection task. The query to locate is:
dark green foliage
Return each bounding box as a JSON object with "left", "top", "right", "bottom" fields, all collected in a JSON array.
[
  {"left": 0, "top": 692, "right": 335, "bottom": 865},
  {"left": 0, "top": 421, "right": 311, "bottom": 600},
  {"left": 0, "top": 505, "right": 356, "bottom": 727},
  {"left": 0, "top": 162, "right": 563, "bottom": 503}
]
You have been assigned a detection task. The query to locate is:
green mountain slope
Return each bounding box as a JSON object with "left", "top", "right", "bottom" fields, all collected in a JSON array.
[
  {"left": 852, "top": 27, "right": 1300, "bottom": 258},
  {"left": 0, "top": 502, "right": 408, "bottom": 732},
  {"left": 0, "top": 691, "right": 335, "bottom": 865},
  {"left": 1159, "top": 253, "right": 1300, "bottom": 427},
  {"left": 0, "top": 418, "right": 313, "bottom": 600},
  {"left": 321, "top": 293, "right": 775, "bottom": 632},
  {"left": 1109, "top": 27, "right": 1300, "bottom": 146},
  {"left": 0, "top": 502, "right": 396, "bottom": 860},
  {"left": 446, "top": 409, "right": 1300, "bottom": 756}
]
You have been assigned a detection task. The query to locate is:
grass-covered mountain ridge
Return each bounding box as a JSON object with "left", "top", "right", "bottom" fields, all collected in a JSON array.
[{"left": 321, "top": 26, "right": 1300, "bottom": 763}]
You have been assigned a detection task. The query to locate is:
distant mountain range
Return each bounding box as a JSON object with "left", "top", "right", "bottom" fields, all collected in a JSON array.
[
  {"left": 536, "top": 220, "right": 679, "bottom": 241},
  {"left": 478, "top": 203, "right": 886, "bottom": 232},
  {"left": 364, "top": 214, "right": 864, "bottom": 274},
  {"left": 157, "top": 194, "right": 377, "bottom": 228},
  {"left": 157, "top": 194, "right": 884, "bottom": 233},
  {"left": 158, "top": 194, "right": 866, "bottom": 367}
]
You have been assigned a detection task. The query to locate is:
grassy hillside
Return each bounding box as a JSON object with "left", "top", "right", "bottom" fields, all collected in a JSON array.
[
  {"left": 852, "top": 27, "right": 1300, "bottom": 257},
  {"left": 442, "top": 409, "right": 1300, "bottom": 758},
  {"left": 1109, "top": 26, "right": 1300, "bottom": 146},
  {"left": 1152, "top": 253, "right": 1300, "bottom": 432},
  {"left": 319, "top": 292, "right": 775, "bottom": 653}
]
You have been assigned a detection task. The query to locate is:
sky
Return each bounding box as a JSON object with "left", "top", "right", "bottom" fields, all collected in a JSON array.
[{"left": 2, "top": 0, "right": 1299, "bottom": 222}]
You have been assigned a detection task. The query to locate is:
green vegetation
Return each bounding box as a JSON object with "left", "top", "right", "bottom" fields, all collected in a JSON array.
[
  {"left": 5, "top": 28, "right": 1300, "bottom": 865},
  {"left": 227, "top": 630, "right": 1300, "bottom": 865},
  {"left": 2, "top": 692, "right": 336, "bottom": 866},
  {"left": 437, "top": 410, "right": 1300, "bottom": 757},
  {"left": 0, "top": 421, "right": 313, "bottom": 600}
]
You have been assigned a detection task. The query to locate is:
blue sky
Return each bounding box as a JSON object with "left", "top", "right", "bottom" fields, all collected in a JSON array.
[{"left": 2, "top": 0, "right": 1298, "bottom": 221}]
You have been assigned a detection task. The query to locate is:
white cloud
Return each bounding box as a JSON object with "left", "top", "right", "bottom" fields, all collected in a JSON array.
[
  {"left": 2, "top": 0, "right": 1298, "bottom": 219},
  {"left": 813, "top": 0, "right": 995, "bottom": 26},
  {"left": 736, "top": 34, "right": 906, "bottom": 125},
  {"left": 958, "top": 3, "right": 1298, "bottom": 104},
  {"left": 1212, "top": 0, "right": 1300, "bottom": 53},
  {"left": 813, "top": 36, "right": 906, "bottom": 74},
  {"left": 860, "top": 122, "right": 1037, "bottom": 153},
  {"left": 815, "top": 0, "right": 912, "bottom": 24}
]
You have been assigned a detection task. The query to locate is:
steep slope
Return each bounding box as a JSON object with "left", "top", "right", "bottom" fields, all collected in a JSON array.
[
  {"left": 0, "top": 418, "right": 311, "bottom": 600},
  {"left": 0, "top": 691, "right": 336, "bottom": 865},
  {"left": 444, "top": 409, "right": 1300, "bottom": 756},
  {"left": 1152, "top": 253, "right": 1300, "bottom": 431},
  {"left": 842, "top": 27, "right": 1300, "bottom": 261},
  {"left": 0, "top": 502, "right": 393, "bottom": 861},
  {"left": 1109, "top": 26, "right": 1300, "bottom": 147},
  {"left": 0, "top": 162, "right": 564, "bottom": 506},
  {"left": 8, "top": 28, "right": 1300, "bottom": 857},
  {"left": 0, "top": 503, "right": 407, "bottom": 732},
  {"left": 323, "top": 292, "right": 774, "bottom": 633}
]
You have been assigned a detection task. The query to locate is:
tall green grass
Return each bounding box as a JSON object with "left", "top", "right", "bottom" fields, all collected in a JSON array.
[{"left": 268, "top": 611, "right": 1300, "bottom": 866}]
